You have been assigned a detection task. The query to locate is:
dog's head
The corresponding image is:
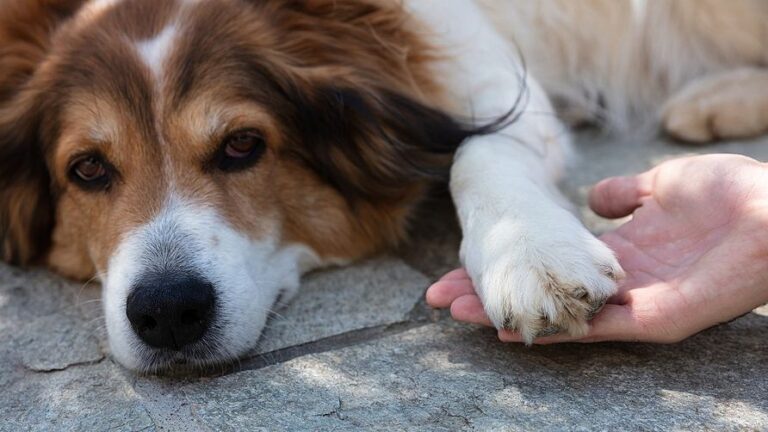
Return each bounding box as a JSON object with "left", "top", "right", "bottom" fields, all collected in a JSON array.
[{"left": 0, "top": 0, "right": 485, "bottom": 371}]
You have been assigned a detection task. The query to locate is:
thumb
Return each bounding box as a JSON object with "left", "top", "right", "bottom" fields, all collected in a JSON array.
[{"left": 589, "top": 173, "right": 654, "bottom": 219}]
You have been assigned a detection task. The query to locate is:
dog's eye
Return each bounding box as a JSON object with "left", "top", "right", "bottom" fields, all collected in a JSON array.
[
  {"left": 69, "top": 155, "right": 111, "bottom": 190},
  {"left": 217, "top": 130, "right": 266, "bottom": 172}
]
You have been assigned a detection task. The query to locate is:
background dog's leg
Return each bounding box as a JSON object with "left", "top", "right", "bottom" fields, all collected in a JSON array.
[
  {"left": 662, "top": 68, "right": 768, "bottom": 143},
  {"left": 406, "top": 0, "right": 622, "bottom": 342}
]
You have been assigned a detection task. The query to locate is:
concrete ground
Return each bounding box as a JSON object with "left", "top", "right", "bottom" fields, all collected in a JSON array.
[{"left": 2, "top": 130, "right": 768, "bottom": 431}]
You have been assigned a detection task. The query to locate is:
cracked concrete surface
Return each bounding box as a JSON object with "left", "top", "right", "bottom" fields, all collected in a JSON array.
[{"left": 1, "top": 132, "right": 768, "bottom": 431}]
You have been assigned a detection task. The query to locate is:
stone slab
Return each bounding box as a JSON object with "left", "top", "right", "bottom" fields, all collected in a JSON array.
[
  {"left": 0, "top": 266, "right": 149, "bottom": 431},
  {"left": 0, "top": 265, "right": 105, "bottom": 373},
  {"left": 0, "top": 360, "right": 154, "bottom": 432},
  {"left": 254, "top": 257, "right": 430, "bottom": 354},
  {"left": 137, "top": 313, "right": 768, "bottom": 431}
]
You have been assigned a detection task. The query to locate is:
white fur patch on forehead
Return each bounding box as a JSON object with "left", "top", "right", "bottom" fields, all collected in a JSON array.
[
  {"left": 88, "top": 0, "right": 123, "bottom": 13},
  {"left": 135, "top": 23, "right": 180, "bottom": 83},
  {"left": 76, "top": 0, "right": 124, "bottom": 26}
]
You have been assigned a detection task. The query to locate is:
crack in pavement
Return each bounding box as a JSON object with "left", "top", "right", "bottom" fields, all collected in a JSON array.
[
  {"left": 206, "top": 294, "right": 441, "bottom": 376},
  {"left": 217, "top": 319, "right": 431, "bottom": 375},
  {"left": 26, "top": 355, "right": 107, "bottom": 374},
  {"left": 315, "top": 397, "right": 347, "bottom": 421}
]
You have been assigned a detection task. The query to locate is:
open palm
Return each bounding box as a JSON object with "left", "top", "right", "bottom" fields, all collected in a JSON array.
[{"left": 427, "top": 154, "right": 768, "bottom": 343}]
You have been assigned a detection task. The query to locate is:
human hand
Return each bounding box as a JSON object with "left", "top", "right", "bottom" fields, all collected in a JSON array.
[{"left": 427, "top": 154, "right": 768, "bottom": 343}]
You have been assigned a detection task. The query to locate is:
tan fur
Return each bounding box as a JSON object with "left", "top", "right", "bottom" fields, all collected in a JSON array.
[
  {"left": 0, "top": 0, "right": 447, "bottom": 279},
  {"left": 2, "top": 0, "right": 768, "bottom": 282},
  {"left": 479, "top": 0, "right": 768, "bottom": 129}
]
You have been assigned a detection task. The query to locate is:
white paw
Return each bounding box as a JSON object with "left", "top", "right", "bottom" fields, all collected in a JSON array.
[
  {"left": 662, "top": 69, "right": 768, "bottom": 143},
  {"left": 462, "top": 211, "right": 623, "bottom": 343}
]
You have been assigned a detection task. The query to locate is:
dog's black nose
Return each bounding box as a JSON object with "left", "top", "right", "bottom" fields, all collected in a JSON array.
[{"left": 126, "top": 275, "right": 215, "bottom": 350}]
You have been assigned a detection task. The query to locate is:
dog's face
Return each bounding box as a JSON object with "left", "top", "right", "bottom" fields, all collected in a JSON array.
[{"left": 0, "top": 0, "right": 473, "bottom": 371}]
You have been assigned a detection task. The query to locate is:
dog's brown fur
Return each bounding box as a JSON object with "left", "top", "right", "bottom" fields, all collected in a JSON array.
[{"left": 0, "top": 0, "right": 478, "bottom": 279}]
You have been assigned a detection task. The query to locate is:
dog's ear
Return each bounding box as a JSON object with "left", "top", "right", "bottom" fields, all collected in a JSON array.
[
  {"left": 0, "top": 0, "right": 85, "bottom": 100},
  {"left": 0, "top": 0, "right": 82, "bottom": 265},
  {"left": 255, "top": 1, "right": 516, "bottom": 200},
  {"left": 0, "top": 96, "right": 54, "bottom": 266},
  {"left": 286, "top": 85, "right": 508, "bottom": 202}
]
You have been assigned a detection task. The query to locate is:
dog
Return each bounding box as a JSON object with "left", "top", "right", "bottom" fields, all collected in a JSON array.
[{"left": 1, "top": 0, "right": 767, "bottom": 372}]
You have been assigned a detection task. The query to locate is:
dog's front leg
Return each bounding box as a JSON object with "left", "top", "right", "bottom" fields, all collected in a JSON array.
[
  {"left": 407, "top": 0, "right": 622, "bottom": 341},
  {"left": 451, "top": 131, "right": 622, "bottom": 341}
]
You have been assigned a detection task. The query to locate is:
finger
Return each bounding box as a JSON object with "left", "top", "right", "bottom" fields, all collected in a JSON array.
[
  {"left": 450, "top": 294, "right": 494, "bottom": 327},
  {"left": 426, "top": 278, "right": 477, "bottom": 308},
  {"left": 606, "top": 287, "right": 631, "bottom": 305},
  {"left": 603, "top": 270, "right": 634, "bottom": 305},
  {"left": 497, "top": 328, "right": 582, "bottom": 344},
  {"left": 589, "top": 175, "right": 652, "bottom": 219},
  {"left": 439, "top": 268, "right": 470, "bottom": 282},
  {"left": 497, "top": 304, "right": 639, "bottom": 344},
  {"left": 496, "top": 328, "right": 526, "bottom": 343},
  {"left": 572, "top": 304, "right": 640, "bottom": 342}
]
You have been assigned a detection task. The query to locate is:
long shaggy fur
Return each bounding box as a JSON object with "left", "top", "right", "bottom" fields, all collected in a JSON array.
[{"left": 479, "top": 0, "right": 768, "bottom": 129}]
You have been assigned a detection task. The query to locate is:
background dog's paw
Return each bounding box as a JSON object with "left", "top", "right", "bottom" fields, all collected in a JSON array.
[
  {"left": 662, "top": 68, "right": 768, "bottom": 143},
  {"left": 465, "top": 220, "right": 622, "bottom": 343}
]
